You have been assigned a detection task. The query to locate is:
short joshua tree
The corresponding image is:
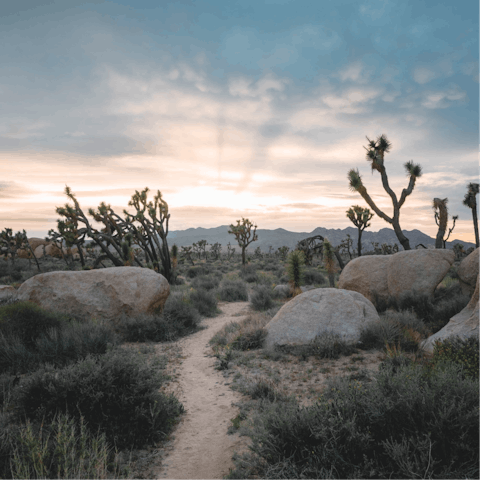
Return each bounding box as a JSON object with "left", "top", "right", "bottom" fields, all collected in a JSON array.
[
  {"left": 346, "top": 205, "right": 374, "bottom": 257},
  {"left": 228, "top": 218, "right": 258, "bottom": 266}
]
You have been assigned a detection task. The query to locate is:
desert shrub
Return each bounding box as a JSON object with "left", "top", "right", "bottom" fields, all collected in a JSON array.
[
  {"left": 6, "top": 413, "right": 123, "bottom": 479},
  {"left": 239, "top": 378, "right": 287, "bottom": 402},
  {"left": 431, "top": 335, "right": 479, "bottom": 379},
  {"left": 239, "top": 264, "right": 257, "bottom": 278},
  {"left": 116, "top": 313, "right": 181, "bottom": 342},
  {"left": 303, "top": 269, "right": 326, "bottom": 285},
  {"left": 230, "top": 362, "right": 479, "bottom": 479},
  {"left": 281, "top": 331, "right": 356, "bottom": 359},
  {"left": 250, "top": 285, "right": 275, "bottom": 311},
  {"left": 0, "top": 309, "right": 118, "bottom": 375},
  {"left": 374, "top": 286, "right": 470, "bottom": 334},
  {"left": 191, "top": 274, "right": 220, "bottom": 291},
  {"left": 189, "top": 288, "right": 219, "bottom": 317},
  {"left": 186, "top": 264, "right": 211, "bottom": 278},
  {"left": 218, "top": 279, "right": 248, "bottom": 302},
  {"left": 231, "top": 328, "right": 267, "bottom": 351},
  {"left": 162, "top": 291, "right": 200, "bottom": 328},
  {"left": 279, "top": 274, "right": 290, "bottom": 284},
  {"left": 15, "top": 347, "right": 183, "bottom": 450}
]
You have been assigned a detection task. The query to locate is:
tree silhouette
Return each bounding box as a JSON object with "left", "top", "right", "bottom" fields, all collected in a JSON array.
[
  {"left": 228, "top": 218, "right": 258, "bottom": 266},
  {"left": 463, "top": 182, "right": 479, "bottom": 248}
]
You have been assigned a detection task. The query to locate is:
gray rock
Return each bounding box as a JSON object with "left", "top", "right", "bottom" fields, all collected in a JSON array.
[
  {"left": 16, "top": 266, "right": 170, "bottom": 320},
  {"left": 300, "top": 285, "right": 316, "bottom": 293},
  {"left": 0, "top": 285, "right": 17, "bottom": 302},
  {"left": 422, "top": 274, "right": 479, "bottom": 353},
  {"left": 338, "top": 255, "right": 390, "bottom": 303},
  {"left": 264, "top": 288, "right": 379, "bottom": 348},
  {"left": 457, "top": 247, "right": 479, "bottom": 296}
]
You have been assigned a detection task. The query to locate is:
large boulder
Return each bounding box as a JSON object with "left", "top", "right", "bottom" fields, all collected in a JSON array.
[
  {"left": 422, "top": 274, "right": 479, "bottom": 353},
  {"left": 264, "top": 288, "right": 379, "bottom": 349},
  {"left": 273, "top": 284, "right": 290, "bottom": 298},
  {"left": 337, "top": 256, "right": 390, "bottom": 303},
  {"left": 457, "top": 247, "right": 479, "bottom": 296},
  {"left": 34, "top": 245, "right": 45, "bottom": 259},
  {"left": 45, "top": 244, "right": 64, "bottom": 258},
  {"left": 338, "top": 249, "right": 455, "bottom": 302},
  {"left": 387, "top": 249, "right": 454, "bottom": 299},
  {"left": 28, "top": 238, "right": 50, "bottom": 252},
  {"left": 16, "top": 267, "right": 169, "bottom": 320}
]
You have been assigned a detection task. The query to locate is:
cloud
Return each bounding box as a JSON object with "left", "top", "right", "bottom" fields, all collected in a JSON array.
[{"left": 413, "top": 67, "right": 436, "bottom": 84}]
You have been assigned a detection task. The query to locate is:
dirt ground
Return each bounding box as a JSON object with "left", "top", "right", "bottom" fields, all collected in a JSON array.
[{"left": 127, "top": 300, "right": 386, "bottom": 479}]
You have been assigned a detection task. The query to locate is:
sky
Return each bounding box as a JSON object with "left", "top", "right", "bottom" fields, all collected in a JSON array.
[{"left": 1, "top": 0, "right": 478, "bottom": 243}]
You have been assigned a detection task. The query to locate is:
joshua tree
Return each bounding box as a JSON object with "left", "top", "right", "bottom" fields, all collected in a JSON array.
[
  {"left": 323, "top": 238, "right": 336, "bottom": 287},
  {"left": 346, "top": 205, "right": 374, "bottom": 256},
  {"left": 209, "top": 242, "right": 222, "bottom": 261},
  {"left": 228, "top": 218, "right": 258, "bottom": 266},
  {"left": 433, "top": 198, "right": 448, "bottom": 249},
  {"left": 0, "top": 228, "right": 40, "bottom": 271},
  {"left": 432, "top": 198, "right": 458, "bottom": 249},
  {"left": 463, "top": 182, "right": 479, "bottom": 248},
  {"left": 54, "top": 186, "right": 174, "bottom": 281},
  {"left": 339, "top": 235, "right": 353, "bottom": 259},
  {"left": 287, "top": 249, "right": 305, "bottom": 294},
  {"left": 348, "top": 134, "right": 422, "bottom": 250},
  {"left": 180, "top": 246, "right": 194, "bottom": 265}
]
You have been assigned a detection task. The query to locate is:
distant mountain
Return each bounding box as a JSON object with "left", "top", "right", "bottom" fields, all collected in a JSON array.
[{"left": 168, "top": 225, "right": 475, "bottom": 252}]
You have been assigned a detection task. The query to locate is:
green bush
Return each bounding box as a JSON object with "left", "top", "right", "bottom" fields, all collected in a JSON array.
[
  {"left": 0, "top": 301, "right": 66, "bottom": 349},
  {"left": 190, "top": 288, "right": 219, "bottom": 317},
  {"left": 303, "top": 269, "right": 326, "bottom": 285},
  {"left": 359, "top": 310, "right": 427, "bottom": 352},
  {"left": 250, "top": 285, "right": 275, "bottom": 311},
  {"left": 15, "top": 347, "right": 183, "bottom": 450},
  {"left": 432, "top": 335, "right": 479, "bottom": 379},
  {"left": 162, "top": 292, "right": 200, "bottom": 328},
  {"left": 218, "top": 279, "right": 248, "bottom": 302},
  {"left": 281, "top": 331, "right": 356, "bottom": 359},
  {"left": 231, "top": 328, "right": 267, "bottom": 351},
  {"left": 191, "top": 274, "right": 220, "bottom": 291},
  {"left": 373, "top": 287, "right": 470, "bottom": 334},
  {"left": 116, "top": 313, "right": 180, "bottom": 342},
  {"left": 186, "top": 265, "right": 211, "bottom": 278},
  {"left": 0, "top": 305, "right": 118, "bottom": 375},
  {"left": 230, "top": 362, "right": 479, "bottom": 479}
]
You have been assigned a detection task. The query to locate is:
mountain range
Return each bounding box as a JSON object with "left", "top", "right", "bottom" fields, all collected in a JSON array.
[{"left": 168, "top": 226, "right": 475, "bottom": 253}]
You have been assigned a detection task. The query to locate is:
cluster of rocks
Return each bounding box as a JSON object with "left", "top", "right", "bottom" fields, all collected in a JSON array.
[
  {"left": 1, "top": 248, "right": 478, "bottom": 356},
  {"left": 15, "top": 237, "right": 84, "bottom": 260},
  {"left": 265, "top": 249, "right": 478, "bottom": 354}
]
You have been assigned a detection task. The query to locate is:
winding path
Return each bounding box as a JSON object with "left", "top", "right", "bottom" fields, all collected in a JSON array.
[{"left": 154, "top": 301, "right": 251, "bottom": 479}]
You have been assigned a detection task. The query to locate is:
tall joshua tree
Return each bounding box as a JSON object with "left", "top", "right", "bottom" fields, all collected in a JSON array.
[
  {"left": 463, "top": 182, "right": 479, "bottom": 248},
  {"left": 348, "top": 134, "right": 422, "bottom": 250},
  {"left": 228, "top": 218, "right": 258, "bottom": 266},
  {"left": 346, "top": 205, "right": 374, "bottom": 257}
]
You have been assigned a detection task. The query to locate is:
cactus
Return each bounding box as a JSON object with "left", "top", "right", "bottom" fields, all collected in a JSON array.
[
  {"left": 287, "top": 249, "right": 305, "bottom": 293},
  {"left": 346, "top": 205, "right": 374, "bottom": 256},
  {"left": 348, "top": 134, "right": 422, "bottom": 250},
  {"left": 228, "top": 218, "right": 258, "bottom": 266}
]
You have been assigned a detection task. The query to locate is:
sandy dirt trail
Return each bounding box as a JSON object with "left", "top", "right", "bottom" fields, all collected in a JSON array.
[{"left": 154, "top": 301, "right": 251, "bottom": 480}]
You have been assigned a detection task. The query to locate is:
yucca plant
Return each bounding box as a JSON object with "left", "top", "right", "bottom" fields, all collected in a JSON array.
[
  {"left": 323, "top": 239, "right": 336, "bottom": 287},
  {"left": 287, "top": 250, "right": 305, "bottom": 294}
]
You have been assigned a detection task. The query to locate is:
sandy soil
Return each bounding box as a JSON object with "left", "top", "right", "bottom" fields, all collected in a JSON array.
[{"left": 144, "top": 302, "right": 252, "bottom": 480}]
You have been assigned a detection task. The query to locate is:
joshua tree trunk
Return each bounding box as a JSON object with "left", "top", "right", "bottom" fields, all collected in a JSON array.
[
  {"left": 473, "top": 203, "right": 479, "bottom": 248},
  {"left": 241, "top": 247, "right": 246, "bottom": 266},
  {"left": 357, "top": 229, "right": 363, "bottom": 256}
]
